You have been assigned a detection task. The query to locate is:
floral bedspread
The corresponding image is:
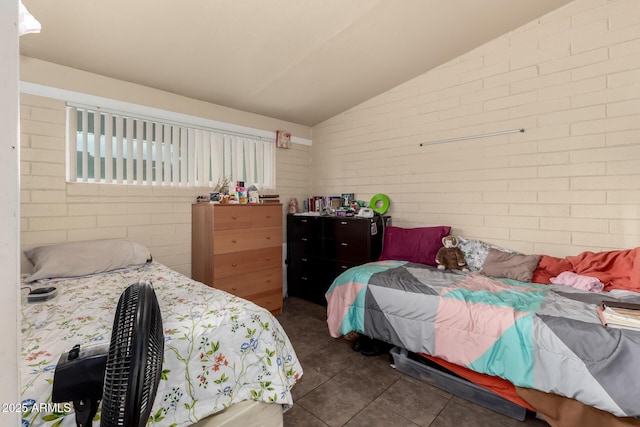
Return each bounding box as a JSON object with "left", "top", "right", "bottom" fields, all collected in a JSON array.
[{"left": 21, "top": 262, "right": 302, "bottom": 427}]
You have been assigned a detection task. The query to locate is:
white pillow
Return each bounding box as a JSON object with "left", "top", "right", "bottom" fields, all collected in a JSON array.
[{"left": 24, "top": 239, "right": 151, "bottom": 282}]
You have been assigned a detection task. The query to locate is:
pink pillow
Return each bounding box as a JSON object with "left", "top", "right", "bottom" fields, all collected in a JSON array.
[{"left": 379, "top": 226, "right": 451, "bottom": 266}]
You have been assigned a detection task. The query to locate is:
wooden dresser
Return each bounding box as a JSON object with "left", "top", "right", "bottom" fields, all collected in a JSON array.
[{"left": 192, "top": 203, "right": 283, "bottom": 314}]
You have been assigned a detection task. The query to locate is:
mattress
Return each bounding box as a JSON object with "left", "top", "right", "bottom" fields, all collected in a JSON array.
[
  {"left": 20, "top": 261, "right": 302, "bottom": 427},
  {"left": 326, "top": 260, "right": 640, "bottom": 418}
]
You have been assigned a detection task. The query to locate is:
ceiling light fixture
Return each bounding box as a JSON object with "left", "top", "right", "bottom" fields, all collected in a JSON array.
[{"left": 19, "top": 1, "right": 41, "bottom": 36}]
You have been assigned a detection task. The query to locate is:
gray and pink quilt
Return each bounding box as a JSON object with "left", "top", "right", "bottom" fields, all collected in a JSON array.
[{"left": 325, "top": 260, "right": 640, "bottom": 417}]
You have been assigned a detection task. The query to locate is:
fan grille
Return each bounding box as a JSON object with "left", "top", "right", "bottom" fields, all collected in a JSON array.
[{"left": 101, "top": 281, "right": 164, "bottom": 427}]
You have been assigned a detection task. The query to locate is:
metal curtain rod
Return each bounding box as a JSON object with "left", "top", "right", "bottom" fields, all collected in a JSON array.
[{"left": 419, "top": 128, "right": 525, "bottom": 147}]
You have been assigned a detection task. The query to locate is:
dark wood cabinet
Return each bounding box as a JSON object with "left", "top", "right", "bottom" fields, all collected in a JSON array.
[{"left": 286, "top": 214, "right": 390, "bottom": 304}]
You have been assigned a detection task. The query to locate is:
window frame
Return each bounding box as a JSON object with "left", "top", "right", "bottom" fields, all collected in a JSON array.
[{"left": 66, "top": 104, "right": 277, "bottom": 189}]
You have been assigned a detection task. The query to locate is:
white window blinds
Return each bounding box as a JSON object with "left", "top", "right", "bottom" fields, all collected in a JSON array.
[{"left": 67, "top": 105, "right": 276, "bottom": 188}]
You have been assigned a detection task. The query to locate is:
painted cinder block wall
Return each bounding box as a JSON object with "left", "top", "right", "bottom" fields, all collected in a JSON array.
[
  {"left": 19, "top": 87, "right": 311, "bottom": 277},
  {"left": 310, "top": 0, "right": 640, "bottom": 257},
  {"left": 20, "top": 0, "right": 640, "bottom": 273}
]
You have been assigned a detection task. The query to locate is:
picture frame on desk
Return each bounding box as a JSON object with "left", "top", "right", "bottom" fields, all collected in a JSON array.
[
  {"left": 330, "top": 196, "right": 342, "bottom": 210},
  {"left": 341, "top": 193, "right": 354, "bottom": 207}
]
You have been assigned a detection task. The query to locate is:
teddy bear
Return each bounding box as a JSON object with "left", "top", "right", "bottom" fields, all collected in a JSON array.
[
  {"left": 287, "top": 198, "right": 299, "bottom": 214},
  {"left": 435, "top": 236, "right": 469, "bottom": 271}
]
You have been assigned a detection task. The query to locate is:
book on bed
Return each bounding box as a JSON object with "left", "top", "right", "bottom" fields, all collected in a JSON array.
[{"left": 599, "top": 300, "right": 640, "bottom": 331}]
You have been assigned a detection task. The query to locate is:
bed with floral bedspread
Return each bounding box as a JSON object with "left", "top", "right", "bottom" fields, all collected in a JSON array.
[{"left": 21, "top": 261, "right": 302, "bottom": 427}]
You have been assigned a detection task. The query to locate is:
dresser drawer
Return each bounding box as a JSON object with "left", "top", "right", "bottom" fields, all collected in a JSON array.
[
  {"left": 213, "top": 205, "right": 253, "bottom": 230},
  {"left": 248, "top": 289, "right": 283, "bottom": 314},
  {"left": 213, "top": 247, "right": 282, "bottom": 279},
  {"left": 213, "top": 205, "right": 282, "bottom": 230},
  {"left": 251, "top": 205, "right": 282, "bottom": 228},
  {"left": 214, "top": 268, "right": 281, "bottom": 298},
  {"left": 214, "top": 226, "right": 282, "bottom": 254}
]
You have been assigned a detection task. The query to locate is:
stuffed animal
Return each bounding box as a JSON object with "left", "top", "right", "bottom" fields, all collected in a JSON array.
[
  {"left": 287, "top": 197, "right": 299, "bottom": 214},
  {"left": 435, "top": 236, "right": 469, "bottom": 271}
]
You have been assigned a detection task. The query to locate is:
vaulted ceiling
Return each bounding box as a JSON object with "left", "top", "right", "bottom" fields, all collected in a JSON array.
[{"left": 20, "top": 0, "right": 573, "bottom": 127}]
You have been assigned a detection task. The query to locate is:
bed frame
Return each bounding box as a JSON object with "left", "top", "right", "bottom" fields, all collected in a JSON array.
[{"left": 190, "top": 401, "right": 283, "bottom": 427}]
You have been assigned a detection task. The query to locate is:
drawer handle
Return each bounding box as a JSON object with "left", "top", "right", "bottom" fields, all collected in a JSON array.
[
  {"left": 266, "top": 257, "right": 271, "bottom": 261},
  {"left": 301, "top": 219, "right": 307, "bottom": 223},
  {"left": 232, "top": 287, "right": 237, "bottom": 290},
  {"left": 301, "top": 258, "right": 307, "bottom": 262},
  {"left": 341, "top": 265, "right": 348, "bottom": 269},
  {"left": 232, "top": 239, "right": 237, "bottom": 244},
  {"left": 266, "top": 215, "right": 271, "bottom": 219},
  {"left": 231, "top": 215, "right": 237, "bottom": 220},
  {"left": 301, "top": 277, "right": 308, "bottom": 280},
  {"left": 266, "top": 279, "right": 271, "bottom": 283},
  {"left": 267, "top": 300, "right": 271, "bottom": 304},
  {"left": 231, "top": 263, "right": 237, "bottom": 267},
  {"left": 341, "top": 242, "right": 348, "bottom": 246},
  {"left": 301, "top": 238, "right": 308, "bottom": 242},
  {"left": 266, "top": 236, "right": 271, "bottom": 240},
  {"left": 341, "top": 221, "right": 347, "bottom": 225}
]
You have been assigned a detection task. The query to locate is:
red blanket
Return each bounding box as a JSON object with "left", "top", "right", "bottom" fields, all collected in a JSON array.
[
  {"left": 532, "top": 248, "right": 640, "bottom": 291},
  {"left": 419, "top": 354, "right": 535, "bottom": 411}
]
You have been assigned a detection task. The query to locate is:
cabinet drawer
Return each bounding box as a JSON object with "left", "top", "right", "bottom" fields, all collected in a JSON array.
[
  {"left": 333, "top": 261, "right": 358, "bottom": 277},
  {"left": 334, "top": 239, "right": 369, "bottom": 263},
  {"left": 251, "top": 205, "right": 282, "bottom": 228},
  {"left": 324, "top": 218, "right": 369, "bottom": 239},
  {"left": 215, "top": 268, "right": 281, "bottom": 299},
  {"left": 288, "top": 254, "right": 317, "bottom": 270},
  {"left": 213, "top": 247, "right": 282, "bottom": 279},
  {"left": 323, "top": 238, "right": 369, "bottom": 263},
  {"left": 289, "top": 216, "right": 322, "bottom": 237},
  {"left": 214, "top": 226, "right": 282, "bottom": 254},
  {"left": 288, "top": 235, "right": 321, "bottom": 257},
  {"left": 288, "top": 256, "right": 319, "bottom": 282},
  {"left": 213, "top": 205, "right": 253, "bottom": 230},
  {"left": 287, "top": 266, "right": 334, "bottom": 305}
]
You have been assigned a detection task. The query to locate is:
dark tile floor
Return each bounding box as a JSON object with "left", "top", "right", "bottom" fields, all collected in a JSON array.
[{"left": 277, "top": 297, "right": 550, "bottom": 427}]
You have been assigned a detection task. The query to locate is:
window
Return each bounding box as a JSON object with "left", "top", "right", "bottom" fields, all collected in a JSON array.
[{"left": 66, "top": 105, "right": 276, "bottom": 188}]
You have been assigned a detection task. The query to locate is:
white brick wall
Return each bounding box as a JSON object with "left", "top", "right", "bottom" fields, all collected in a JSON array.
[
  {"left": 20, "top": 94, "right": 311, "bottom": 277},
  {"left": 311, "top": 0, "right": 640, "bottom": 257}
]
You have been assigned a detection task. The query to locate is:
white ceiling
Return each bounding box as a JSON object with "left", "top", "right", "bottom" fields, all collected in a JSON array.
[{"left": 20, "top": 0, "right": 573, "bottom": 127}]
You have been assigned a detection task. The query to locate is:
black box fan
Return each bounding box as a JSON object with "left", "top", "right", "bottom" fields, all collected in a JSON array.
[{"left": 52, "top": 281, "right": 164, "bottom": 427}]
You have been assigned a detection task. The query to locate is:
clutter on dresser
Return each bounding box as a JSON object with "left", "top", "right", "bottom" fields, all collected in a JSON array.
[
  {"left": 369, "top": 193, "right": 390, "bottom": 214},
  {"left": 213, "top": 175, "right": 231, "bottom": 194},
  {"left": 287, "top": 198, "right": 299, "bottom": 214},
  {"left": 247, "top": 187, "right": 259, "bottom": 204},
  {"left": 303, "top": 193, "right": 389, "bottom": 220},
  {"left": 196, "top": 178, "right": 280, "bottom": 205},
  {"left": 259, "top": 194, "right": 280, "bottom": 204}
]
